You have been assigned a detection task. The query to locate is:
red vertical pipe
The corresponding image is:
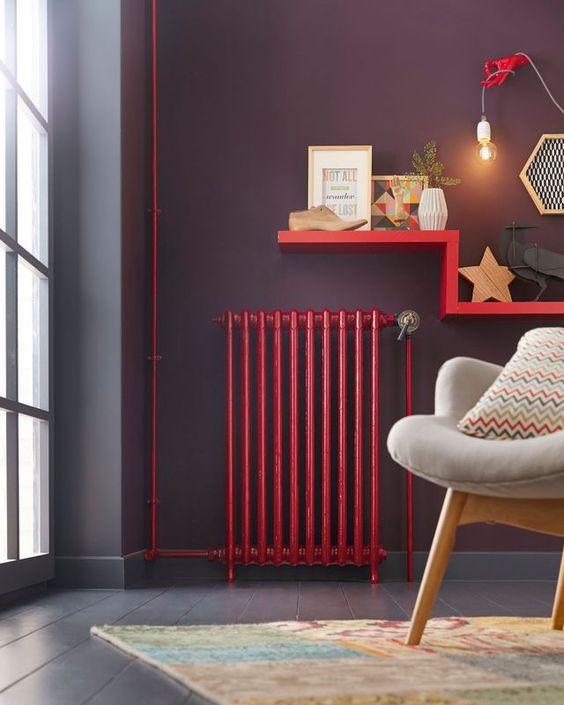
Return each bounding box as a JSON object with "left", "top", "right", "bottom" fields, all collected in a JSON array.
[
  {"left": 321, "top": 310, "right": 331, "bottom": 565},
  {"left": 406, "top": 335, "right": 414, "bottom": 582},
  {"left": 240, "top": 311, "right": 251, "bottom": 565},
  {"left": 305, "top": 310, "right": 315, "bottom": 565},
  {"left": 256, "top": 311, "right": 267, "bottom": 565},
  {"left": 289, "top": 310, "right": 299, "bottom": 565},
  {"left": 147, "top": 0, "right": 160, "bottom": 559},
  {"left": 225, "top": 311, "right": 235, "bottom": 582},
  {"left": 369, "top": 310, "right": 380, "bottom": 583},
  {"left": 272, "top": 310, "right": 283, "bottom": 565},
  {"left": 353, "top": 310, "right": 364, "bottom": 566},
  {"left": 337, "top": 310, "right": 347, "bottom": 565}
]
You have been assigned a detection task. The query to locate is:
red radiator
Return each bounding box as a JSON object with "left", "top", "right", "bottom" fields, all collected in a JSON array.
[{"left": 212, "top": 309, "right": 414, "bottom": 583}]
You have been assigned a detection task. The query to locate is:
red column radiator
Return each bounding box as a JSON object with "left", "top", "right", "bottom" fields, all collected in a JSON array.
[{"left": 212, "top": 309, "right": 413, "bottom": 583}]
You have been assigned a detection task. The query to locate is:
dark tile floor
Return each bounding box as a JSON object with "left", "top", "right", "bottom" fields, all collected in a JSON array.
[{"left": 0, "top": 580, "right": 557, "bottom": 705}]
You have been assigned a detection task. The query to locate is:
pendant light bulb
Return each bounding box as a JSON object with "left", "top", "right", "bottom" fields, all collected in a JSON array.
[{"left": 476, "top": 116, "right": 497, "bottom": 163}]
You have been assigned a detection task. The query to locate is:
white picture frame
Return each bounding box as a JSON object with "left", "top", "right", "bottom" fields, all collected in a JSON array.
[{"left": 308, "top": 145, "right": 372, "bottom": 230}]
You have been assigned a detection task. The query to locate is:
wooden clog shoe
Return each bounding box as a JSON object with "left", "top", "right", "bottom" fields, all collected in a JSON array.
[{"left": 289, "top": 205, "right": 367, "bottom": 231}]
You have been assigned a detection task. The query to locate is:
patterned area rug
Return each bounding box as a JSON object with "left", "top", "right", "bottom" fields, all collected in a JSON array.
[{"left": 92, "top": 618, "right": 564, "bottom": 704}]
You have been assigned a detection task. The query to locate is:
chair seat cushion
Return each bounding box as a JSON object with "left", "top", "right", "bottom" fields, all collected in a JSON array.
[
  {"left": 387, "top": 414, "right": 564, "bottom": 498},
  {"left": 458, "top": 327, "right": 564, "bottom": 440}
]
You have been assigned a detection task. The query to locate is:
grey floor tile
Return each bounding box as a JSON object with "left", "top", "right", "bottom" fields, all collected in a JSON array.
[
  {"left": 86, "top": 659, "right": 189, "bottom": 705},
  {"left": 341, "top": 581, "right": 407, "bottom": 619},
  {"left": 0, "top": 591, "right": 114, "bottom": 647},
  {"left": 177, "top": 583, "right": 257, "bottom": 625},
  {"left": 297, "top": 582, "right": 352, "bottom": 620},
  {"left": 238, "top": 581, "right": 299, "bottom": 622},
  {"left": 115, "top": 583, "right": 218, "bottom": 626},
  {"left": 382, "top": 581, "right": 458, "bottom": 616},
  {"left": 0, "top": 637, "right": 130, "bottom": 705}
]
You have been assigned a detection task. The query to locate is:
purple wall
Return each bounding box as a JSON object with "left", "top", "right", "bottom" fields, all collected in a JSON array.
[
  {"left": 122, "top": 0, "right": 149, "bottom": 556},
  {"left": 154, "top": 0, "right": 564, "bottom": 556}
]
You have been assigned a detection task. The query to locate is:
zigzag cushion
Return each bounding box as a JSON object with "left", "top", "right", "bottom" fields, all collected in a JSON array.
[{"left": 458, "top": 327, "right": 564, "bottom": 440}]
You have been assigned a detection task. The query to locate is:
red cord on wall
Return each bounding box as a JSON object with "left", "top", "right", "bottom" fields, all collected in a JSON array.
[
  {"left": 145, "top": 0, "right": 160, "bottom": 562},
  {"left": 406, "top": 336, "right": 414, "bottom": 581},
  {"left": 143, "top": 1, "right": 415, "bottom": 574},
  {"left": 144, "top": 0, "right": 208, "bottom": 562}
]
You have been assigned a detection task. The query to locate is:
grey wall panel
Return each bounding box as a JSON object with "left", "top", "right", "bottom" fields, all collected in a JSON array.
[{"left": 53, "top": 0, "right": 124, "bottom": 562}]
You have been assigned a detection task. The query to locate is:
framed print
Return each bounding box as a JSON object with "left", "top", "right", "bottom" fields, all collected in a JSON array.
[
  {"left": 308, "top": 146, "right": 372, "bottom": 230},
  {"left": 371, "top": 175, "right": 428, "bottom": 230},
  {"left": 519, "top": 134, "right": 564, "bottom": 214}
]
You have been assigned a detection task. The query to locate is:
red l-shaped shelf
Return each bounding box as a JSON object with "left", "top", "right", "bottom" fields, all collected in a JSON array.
[{"left": 277, "top": 230, "right": 564, "bottom": 319}]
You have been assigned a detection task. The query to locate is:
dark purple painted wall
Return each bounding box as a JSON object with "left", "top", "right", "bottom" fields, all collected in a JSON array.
[
  {"left": 154, "top": 0, "right": 564, "bottom": 555},
  {"left": 122, "top": 0, "right": 149, "bottom": 556}
]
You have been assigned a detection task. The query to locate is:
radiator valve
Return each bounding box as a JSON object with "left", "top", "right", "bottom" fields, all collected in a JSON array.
[{"left": 396, "top": 310, "right": 420, "bottom": 341}]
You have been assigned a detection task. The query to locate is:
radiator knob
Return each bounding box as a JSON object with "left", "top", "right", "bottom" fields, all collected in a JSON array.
[{"left": 396, "top": 310, "right": 420, "bottom": 340}]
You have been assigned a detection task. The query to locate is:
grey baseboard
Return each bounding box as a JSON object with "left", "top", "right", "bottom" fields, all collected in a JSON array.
[
  {"left": 54, "top": 550, "right": 563, "bottom": 587},
  {"left": 54, "top": 550, "right": 146, "bottom": 589},
  {"left": 381, "top": 551, "right": 562, "bottom": 582},
  {"left": 126, "top": 550, "right": 564, "bottom": 585}
]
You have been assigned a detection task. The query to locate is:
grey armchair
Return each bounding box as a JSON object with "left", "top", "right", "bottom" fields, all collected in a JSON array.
[{"left": 387, "top": 356, "right": 564, "bottom": 646}]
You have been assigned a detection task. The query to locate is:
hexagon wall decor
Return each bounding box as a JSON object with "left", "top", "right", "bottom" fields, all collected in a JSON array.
[{"left": 519, "top": 134, "right": 564, "bottom": 214}]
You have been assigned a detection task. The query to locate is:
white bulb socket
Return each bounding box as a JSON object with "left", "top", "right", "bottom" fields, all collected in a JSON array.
[{"left": 477, "top": 118, "right": 491, "bottom": 142}]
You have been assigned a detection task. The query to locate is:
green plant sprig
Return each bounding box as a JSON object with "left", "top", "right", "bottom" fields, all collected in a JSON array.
[{"left": 411, "top": 140, "right": 461, "bottom": 188}]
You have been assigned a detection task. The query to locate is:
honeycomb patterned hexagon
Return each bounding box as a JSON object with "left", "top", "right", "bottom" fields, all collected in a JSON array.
[{"left": 519, "top": 133, "right": 564, "bottom": 215}]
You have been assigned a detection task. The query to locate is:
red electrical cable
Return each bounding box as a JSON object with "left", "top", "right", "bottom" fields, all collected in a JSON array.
[
  {"left": 145, "top": 2, "right": 208, "bottom": 563},
  {"left": 145, "top": 0, "right": 160, "bottom": 561},
  {"left": 406, "top": 336, "right": 414, "bottom": 582}
]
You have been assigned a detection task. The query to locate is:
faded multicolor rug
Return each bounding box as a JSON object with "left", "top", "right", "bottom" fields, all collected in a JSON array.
[{"left": 92, "top": 618, "right": 564, "bottom": 704}]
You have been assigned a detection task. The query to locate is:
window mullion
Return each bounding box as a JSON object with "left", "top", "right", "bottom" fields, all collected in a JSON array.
[
  {"left": 5, "top": 0, "right": 16, "bottom": 403},
  {"left": 4, "top": 78, "right": 15, "bottom": 241},
  {"left": 5, "top": 409, "right": 17, "bottom": 559},
  {"left": 5, "top": 249, "right": 16, "bottom": 559},
  {"left": 5, "top": 251, "right": 15, "bottom": 401}
]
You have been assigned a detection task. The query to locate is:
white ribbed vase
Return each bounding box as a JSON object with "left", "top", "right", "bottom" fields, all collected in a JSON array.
[{"left": 418, "top": 187, "right": 448, "bottom": 230}]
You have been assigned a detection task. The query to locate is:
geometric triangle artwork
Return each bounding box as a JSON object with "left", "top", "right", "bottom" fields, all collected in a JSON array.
[{"left": 371, "top": 176, "right": 426, "bottom": 230}]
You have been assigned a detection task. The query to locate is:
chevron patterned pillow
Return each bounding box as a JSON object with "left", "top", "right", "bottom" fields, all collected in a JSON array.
[{"left": 458, "top": 327, "right": 564, "bottom": 440}]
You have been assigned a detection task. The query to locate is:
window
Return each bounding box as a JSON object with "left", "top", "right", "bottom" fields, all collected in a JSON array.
[
  {"left": 0, "top": 0, "right": 50, "bottom": 590},
  {"left": 18, "top": 413, "right": 48, "bottom": 558}
]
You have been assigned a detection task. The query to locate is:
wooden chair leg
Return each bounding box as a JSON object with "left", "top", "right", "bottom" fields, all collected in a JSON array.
[
  {"left": 552, "top": 548, "right": 564, "bottom": 630},
  {"left": 405, "top": 489, "right": 467, "bottom": 646}
]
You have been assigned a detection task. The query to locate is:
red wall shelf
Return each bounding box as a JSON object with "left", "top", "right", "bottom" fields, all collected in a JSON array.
[{"left": 277, "top": 230, "right": 564, "bottom": 319}]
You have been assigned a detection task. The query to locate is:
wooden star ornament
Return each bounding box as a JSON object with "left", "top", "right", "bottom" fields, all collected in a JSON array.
[{"left": 458, "top": 246, "right": 515, "bottom": 303}]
